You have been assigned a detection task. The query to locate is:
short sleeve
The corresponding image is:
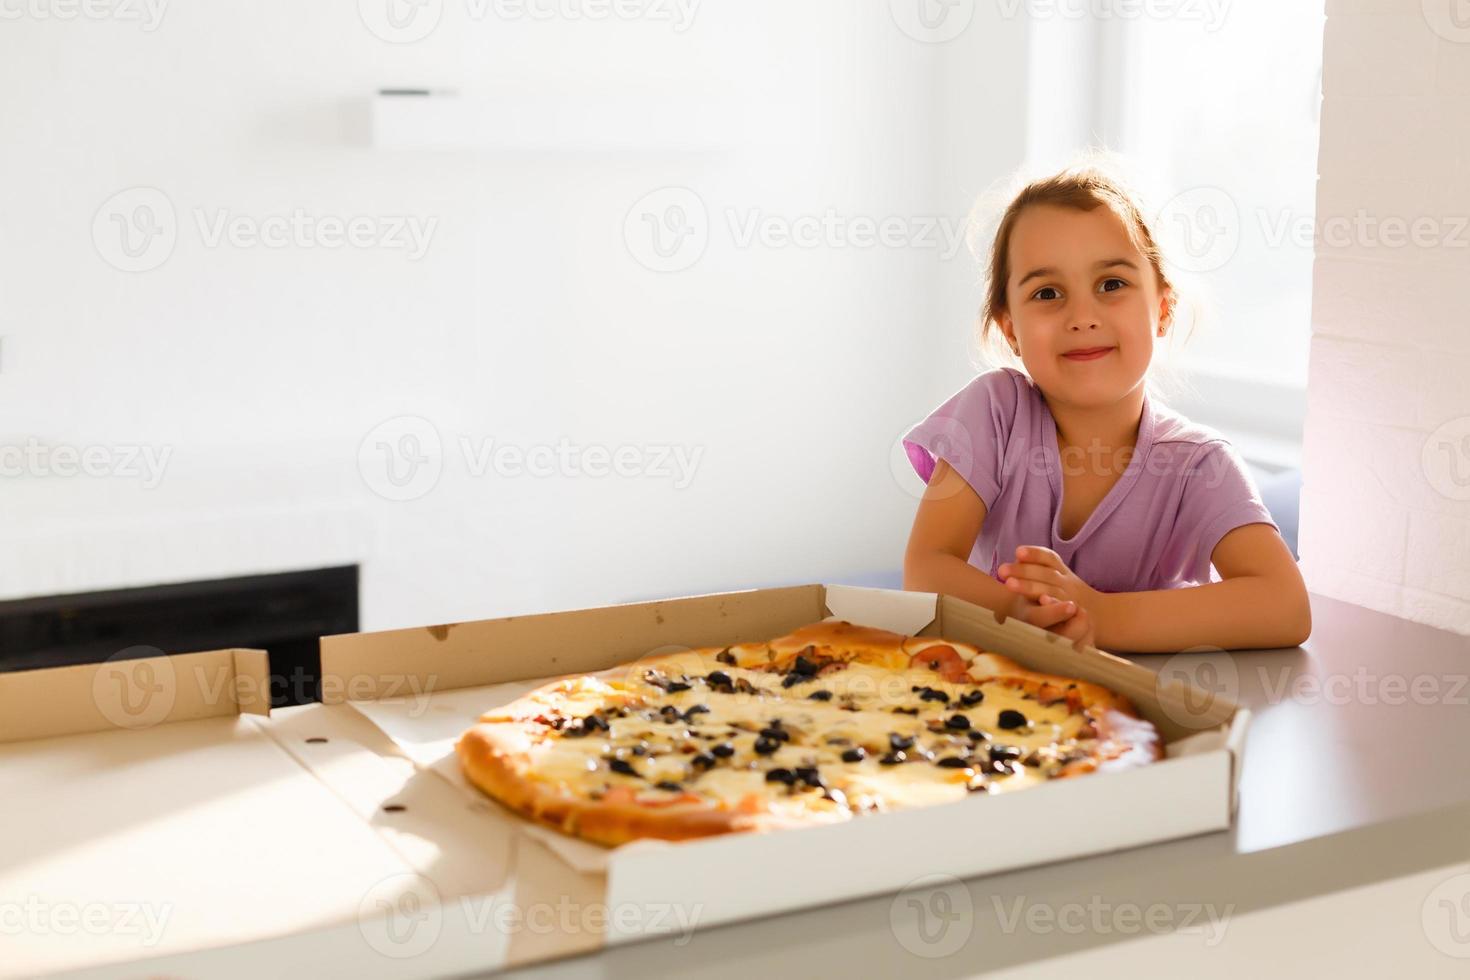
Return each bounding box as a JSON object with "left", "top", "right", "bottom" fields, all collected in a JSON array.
[
  {"left": 1178, "top": 440, "right": 1281, "bottom": 573},
  {"left": 900, "top": 369, "right": 1020, "bottom": 509}
]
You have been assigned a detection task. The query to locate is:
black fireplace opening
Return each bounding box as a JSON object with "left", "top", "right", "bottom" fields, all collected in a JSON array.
[{"left": 0, "top": 566, "right": 359, "bottom": 708}]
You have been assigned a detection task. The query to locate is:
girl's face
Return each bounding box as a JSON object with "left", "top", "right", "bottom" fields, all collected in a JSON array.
[{"left": 998, "top": 204, "right": 1172, "bottom": 410}]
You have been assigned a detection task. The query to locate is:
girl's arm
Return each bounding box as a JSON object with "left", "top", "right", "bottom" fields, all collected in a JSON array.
[
  {"left": 1093, "top": 523, "right": 1312, "bottom": 653},
  {"left": 903, "top": 459, "right": 1082, "bottom": 634}
]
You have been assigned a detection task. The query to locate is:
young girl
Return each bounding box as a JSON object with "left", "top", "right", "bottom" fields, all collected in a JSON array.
[{"left": 902, "top": 163, "right": 1310, "bottom": 654}]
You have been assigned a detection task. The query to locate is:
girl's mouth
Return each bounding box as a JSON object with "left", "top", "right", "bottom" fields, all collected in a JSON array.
[{"left": 1061, "top": 346, "right": 1114, "bottom": 361}]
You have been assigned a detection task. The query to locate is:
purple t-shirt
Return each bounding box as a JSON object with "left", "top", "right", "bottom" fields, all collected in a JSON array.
[{"left": 902, "top": 367, "right": 1279, "bottom": 592}]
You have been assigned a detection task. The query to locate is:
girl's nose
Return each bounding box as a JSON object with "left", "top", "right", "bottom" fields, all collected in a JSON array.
[{"left": 1066, "top": 296, "right": 1102, "bottom": 332}]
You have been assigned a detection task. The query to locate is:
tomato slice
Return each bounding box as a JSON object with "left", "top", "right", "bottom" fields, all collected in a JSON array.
[{"left": 909, "top": 644, "right": 969, "bottom": 682}]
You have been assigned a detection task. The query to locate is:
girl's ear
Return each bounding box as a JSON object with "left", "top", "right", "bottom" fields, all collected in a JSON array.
[
  {"left": 1157, "top": 289, "right": 1175, "bottom": 336},
  {"left": 998, "top": 311, "right": 1020, "bottom": 355}
]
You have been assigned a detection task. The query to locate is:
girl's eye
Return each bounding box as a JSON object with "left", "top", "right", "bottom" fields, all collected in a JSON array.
[
  {"left": 1099, "top": 278, "right": 1127, "bottom": 293},
  {"left": 1032, "top": 286, "right": 1060, "bottom": 301}
]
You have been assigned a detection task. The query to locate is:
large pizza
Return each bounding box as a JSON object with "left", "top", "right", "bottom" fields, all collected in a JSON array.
[{"left": 455, "top": 620, "right": 1161, "bottom": 847}]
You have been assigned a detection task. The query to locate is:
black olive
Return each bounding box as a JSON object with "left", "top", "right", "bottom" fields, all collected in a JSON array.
[
  {"left": 608, "top": 758, "right": 639, "bottom": 777},
  {"left": 782, "top": 673, "right": 815, "bottom": 688},
  {"left": 711, "top": 742, "right": 735, "bottom": 758},
  {"left": 765, "top": 768, "right": 796, "bottom": 784},
  {"left": 716, "top": 649, "right": 736, "bottom": 665},
  {"left": 879, "top": 751, "right": 907, "bottom": 765},
  {"left": 759, "top": 726, "right": 791, "bottom": 742},
  {"left": 654, "top": 780, "right": 683, "bottom": 791},
  {"left": 936, "top": 756, "right": 972, "bottom": 768},
  {"left": 706, "top": 670, "right": 733, "bottom": 688},
  {"left": 967, "top": 729, "right": 989, "bottom": 743},
  {"left": 753, "top": 736, "right": 780, "bottom": 755},
  {"left": 667, "top": 680, "right": 691, "bottom": 693},
  {"left": 840, "top": 747, "right": 867, "bottom": 763},
  {"left": 794, "top": 766, "right": 823, "bottom": 787},
  {"left": 691, "top": 753, "right": 716, "bottom": 770},
  {"left": 997, "top": 709, "right": 1027, "bottom": 729},
  {"left": 792, "top": 655, "right": 820, "bottom": 676},
  {"left": 683, "top": 704, "right": 711, "bottom": 720},
  {"left": 889, "top": 733, "right": 915, "bottom": 751},
  {"left": 807, "top": 690, "right": 833, "bottom": 701},
  {"left": 989, "top": 744, "right": 1022, "bottom": 762},
  {"left": 945, "top": 714, "right": 971, "bottom": 730},
  {"left": 659, "top": 705, "right": 681, "bottom": 721},
  {"left": 919, "top": 687, "right": 950, "bottom": 703},
  {"left": 961, "top": 690, "right": 985, "bottom": 707}
]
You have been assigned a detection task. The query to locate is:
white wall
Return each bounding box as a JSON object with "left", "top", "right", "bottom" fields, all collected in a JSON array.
[
  {"left": 1300, "top": 0, "right": 1470, "bottom": 635},
  {"left": 0, "top": 2, "right": 1030, "bottom": 629}
]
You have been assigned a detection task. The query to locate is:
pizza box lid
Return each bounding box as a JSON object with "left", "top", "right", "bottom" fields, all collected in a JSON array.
[{"left": 0, "top": 645, "right": 271, "bottom": 745}]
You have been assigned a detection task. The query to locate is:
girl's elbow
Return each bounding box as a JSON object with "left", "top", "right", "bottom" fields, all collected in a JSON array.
[{"left": 1285, "top": 592, "right": 1312, "bottom": 647}]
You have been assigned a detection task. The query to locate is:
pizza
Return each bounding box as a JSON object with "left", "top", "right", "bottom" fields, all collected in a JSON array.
[{"left": 454, "top": 619, "right": 1161, "bottom": 847}]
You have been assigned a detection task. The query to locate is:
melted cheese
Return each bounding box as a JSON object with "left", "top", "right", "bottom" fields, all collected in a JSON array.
[{"left": 522, "top": 653, "right": 1091, "bottom": 817}]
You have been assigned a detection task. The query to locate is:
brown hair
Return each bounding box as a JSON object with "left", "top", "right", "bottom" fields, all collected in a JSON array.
[{"left": 970, "top": 155, "right": 1195, "bottom": 393}]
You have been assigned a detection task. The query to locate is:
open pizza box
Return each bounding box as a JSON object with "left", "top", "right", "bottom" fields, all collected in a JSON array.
[{"left": 0, "top": 585, "right": 1247, "bottom": 978}]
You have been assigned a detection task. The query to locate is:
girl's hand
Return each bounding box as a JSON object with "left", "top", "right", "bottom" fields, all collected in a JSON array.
[
  {"left": 997, "top": 546, "right": 1100, "bottom": 610},
  {"left": 1005, "top": 593, "right": 1098, "bottom": 650},
  {"left": 1036, "top": 593, "right": 1097, "bottom": 649}
]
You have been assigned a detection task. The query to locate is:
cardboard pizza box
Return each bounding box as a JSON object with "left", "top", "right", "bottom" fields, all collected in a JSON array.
[
  {"left": 310, "top": 584, "right": 1248, "bottom": 961},
  {"left": 0, "top": 586, "right": 1247, "bottom": 978}
]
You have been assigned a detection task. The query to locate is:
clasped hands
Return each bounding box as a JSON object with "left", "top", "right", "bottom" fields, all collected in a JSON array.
[{"left": 996, "top": 546, "right": 1104, "bottom": 650}]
